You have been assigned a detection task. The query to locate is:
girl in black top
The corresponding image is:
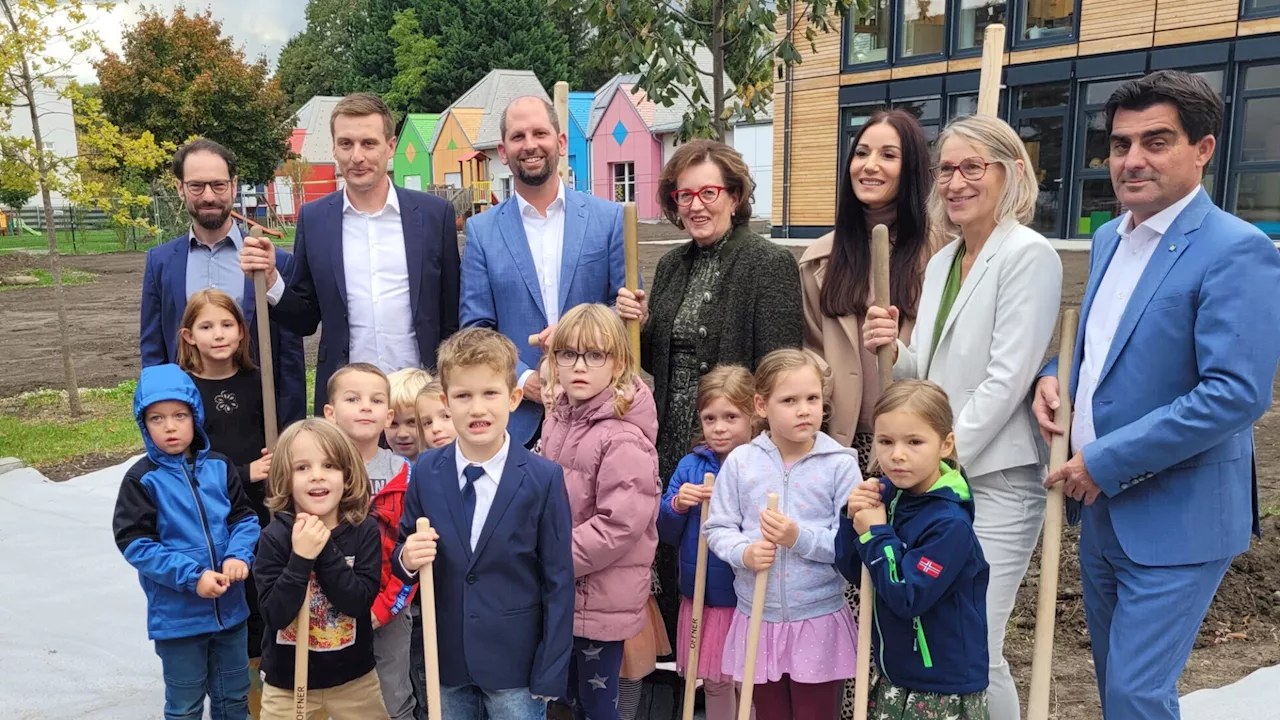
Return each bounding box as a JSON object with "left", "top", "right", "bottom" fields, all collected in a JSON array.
[
  {"left": 178, "top": 289, "right": 274, "bottom": 658},
  {"left": 254, "top": 418, "right": 384, "bottom": 718}
]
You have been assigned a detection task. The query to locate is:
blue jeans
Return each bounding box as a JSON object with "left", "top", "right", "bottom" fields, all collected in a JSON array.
[
  {"left": 440, "top": 683, "right": 547, "bottom": 720},
  {"left": 567, "top": 637, "right": 624, "bottom": 720},
  {"left": 153, "top": 621, "right": 250, "bottom": 720}
]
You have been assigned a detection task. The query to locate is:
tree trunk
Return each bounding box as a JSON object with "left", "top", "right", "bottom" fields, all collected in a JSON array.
[
  {"left": 19, "top": 54, "right": 82, "bottom": 416},
  {"left": 711, "top": 0, "right": 726, "bottom": 141}
]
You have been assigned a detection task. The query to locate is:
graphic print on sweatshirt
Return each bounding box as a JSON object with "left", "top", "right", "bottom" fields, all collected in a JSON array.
[
  {"left": 275, "top": 555, "right": 357, "bottom": 652},
  {"left": 213, "top": 390, "right": 238, "bottom": 414}
]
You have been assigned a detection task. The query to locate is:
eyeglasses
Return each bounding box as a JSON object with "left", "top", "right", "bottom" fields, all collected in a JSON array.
[
  {"left": 670, "top": 185, "right": 727, "bottom": 207},
  {"left": 183, "top": 180, "right": 232, "bottom": 195},
  {"left": 931, "top": 158, "right": 996, "bottom": 184},
  {"left": 554, "top": 349, "right": 610, "bottom": 368}
]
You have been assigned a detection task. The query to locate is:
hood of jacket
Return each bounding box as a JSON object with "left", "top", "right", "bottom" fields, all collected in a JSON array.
[
  {"left": 750, "top": 427, "right": 856, "bottom": 465},
  {"left": 550, "top": 376, "right": 658, "bottom": 443},
  {"left": 134, "top": 364, "right": 210, "bottom": 469},
  {"left": 882, "top": 462, "right": 975, "bottom": 522}
]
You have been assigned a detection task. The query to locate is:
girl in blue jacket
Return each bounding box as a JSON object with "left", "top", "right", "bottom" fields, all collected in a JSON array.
[
  {"left": 837, "top": 379, "right": 991, "bottom": 719},
  {"left": 657, "top": 365, "right": 757, "bottom": 720}
]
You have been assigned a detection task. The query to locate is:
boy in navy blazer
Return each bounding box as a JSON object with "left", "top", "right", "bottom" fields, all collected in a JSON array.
[{"left": 394, "top": 327, "right": 573, "bottom": 719}]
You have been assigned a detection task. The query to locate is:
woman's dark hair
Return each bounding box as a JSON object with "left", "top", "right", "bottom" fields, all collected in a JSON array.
[{"left": 821, "top": 110, "right": 931, "bottom": 321}]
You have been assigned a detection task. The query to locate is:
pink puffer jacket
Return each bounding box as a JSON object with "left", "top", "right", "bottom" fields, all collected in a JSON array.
[{"left": 539, "top": 378, "right": 660, "bottom": 642}]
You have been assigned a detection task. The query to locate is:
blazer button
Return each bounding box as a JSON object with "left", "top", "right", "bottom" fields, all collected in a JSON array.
[
  {"left": 699, "top": 363, "right": 709, "bottom": 373},
  {"left": 698, "top": 326, "right": 708, "bottom": 338},
  {"left": 466, "top": 573, "right": 477, "bottom": 584},
  {"left": 702, "top": 292, "right": 712, "bottom": 302}
]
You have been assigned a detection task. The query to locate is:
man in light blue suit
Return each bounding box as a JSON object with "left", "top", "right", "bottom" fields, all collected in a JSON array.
[
  {"left": 461, "top": 96, "right": 626, "bottom": 447},
  {"left": 1034, "top": 71, "right": 1280, "bottom": 719}
]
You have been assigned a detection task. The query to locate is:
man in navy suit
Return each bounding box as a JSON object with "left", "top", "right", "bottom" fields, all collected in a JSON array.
[
  {"left": 140, "top": 138, "right": 306, "bottom": 425},
  {"left": 240, "top": 93, "right": 460, "bottom": 413},
  {"left": 394, "top": 327, "right": 573, "bottom": 719},
  {"left": 1035, "top": 71, "right": 1280, "bottom": 719},
  {"left": 460, "top": 96, "right": 626, "bottom": 447}
]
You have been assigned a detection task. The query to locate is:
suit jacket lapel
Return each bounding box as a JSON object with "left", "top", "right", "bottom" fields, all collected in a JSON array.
[
  {"left": 1096, "top": 191, "right": 1211, "bottom": 386},
  {"left": 936, "top": 220, "right": 1014, "bottom": 352},
  {"left": 325, "top": 194, "right": 348, "bottom": 306},
  {"left": 398, "top": 187, "right": 425, "bottom": 323},
  {"left": 498, "top": 199, "right": 547, "bottom": 321},
  {"left": 436, "top": 446, "right": 473, "bottom": 562},
  {"left": 468, "top": 449, "right": 527, "bottom": 570},
  {"left": 169, "top": 238, "right": 192, "bottom": 350},
  {"left": 557, "top": 191, "right": 588, "bottom": 314}
]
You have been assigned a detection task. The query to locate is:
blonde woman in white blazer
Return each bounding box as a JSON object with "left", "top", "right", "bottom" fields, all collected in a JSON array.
[{"left": 863, "top": 114, "right": 1063, "bottom": 720}]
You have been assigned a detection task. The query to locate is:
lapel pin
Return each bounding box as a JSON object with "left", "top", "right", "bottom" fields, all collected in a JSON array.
[{"left": 1168, "top": 245, "right": 1176, "bottom": 252}]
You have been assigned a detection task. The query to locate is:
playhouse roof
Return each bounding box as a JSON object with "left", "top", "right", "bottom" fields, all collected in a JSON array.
[
  {"left": 402, "top": 113, "right": 440, "bottom": 146},
  {"left": 426, "top": 69, "right": 551, "bottom": 152},
  {"left": 568, "top": 91, "right": 593, "bottom": 135},
  {"left": 294, "top": 95, "right": 343, "bottom": 164},
  {"left": 587, "top": 73, "right": 642, "bottom": 138}
]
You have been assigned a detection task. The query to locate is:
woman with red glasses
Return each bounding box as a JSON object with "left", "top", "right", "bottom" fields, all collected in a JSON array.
[{"left": 615, "top": 139, "right": 803, "bottom": 679}]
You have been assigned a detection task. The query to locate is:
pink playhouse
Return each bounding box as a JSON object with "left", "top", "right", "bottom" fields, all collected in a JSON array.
[{"left": 589, "top": 80, "right": 663, "bottom": 220}]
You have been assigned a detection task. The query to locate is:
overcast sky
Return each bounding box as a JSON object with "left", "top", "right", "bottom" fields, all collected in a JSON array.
[{"left": 61, "top": 1, "right": 307, "bottom": 84}]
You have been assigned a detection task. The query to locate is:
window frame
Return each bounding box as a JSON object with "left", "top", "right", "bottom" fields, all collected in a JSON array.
[
  {"left": 1008, "top": 0, "right": 1081, "bottom": 51},
  {"left": 1068, "top": 73, "right": 1144, "bottom": 238},
  {"left": 1240, "top": 0, "right": 1280, "bottom": 20},
  {"left": 894, "top": 0, "right": 950, "bottom": 66},
  {"left": 842, "top": 0, "right": 894, "bottom": 72},
  {"left": 611, "top": 162, "right": 636, "bottom": 204},
  {"left": 1227, "top": 60, "right": 1280, "bottom": 239},
  {"left": 949, "top": 0, "right": 1011, "bottom": 60},
  {"left": 1007, "top": 77, "right": 1076, "bottom": 239}
]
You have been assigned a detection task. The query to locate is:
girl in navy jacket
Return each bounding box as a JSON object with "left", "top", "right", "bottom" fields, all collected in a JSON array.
[
  {"left": 657, "top": 366, "right": 756, "bottom": 720},
  {"left": 836, "top": 380, "right": 991, "bottom": 720}
]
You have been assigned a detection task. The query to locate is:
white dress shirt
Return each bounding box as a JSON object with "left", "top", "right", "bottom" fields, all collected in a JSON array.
[
  {"left": 514, "top": 182, "right": 567, "bottom": 390},
  {"left": 266, "top": 180, "right": 420, "bottom": 373},
  {"left": 455, "top": 434, "right": 511, "bottom": 551},
  {"left": 1072, "top": 186, "right": 1202, "bottom": 454}
]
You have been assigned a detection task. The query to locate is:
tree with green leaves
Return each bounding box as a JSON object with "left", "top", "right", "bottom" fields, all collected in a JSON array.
[
  {"left": 274, "top": 0, "right": 404, "bottom": 111},
  {"left": 384, "top": 8, "right": 441, "bottom": 114},
  {"left": 1, "top": 0, "right": 171, "bottom": 415},
  {"left": 571, "top": 0, "right": 854, "bottom": 141},
  {"left": 94, "top": 7, "right": 293, "bottom": 184},
  {"left": 550, "top": 2, "right": 623, "bottom": 93}
]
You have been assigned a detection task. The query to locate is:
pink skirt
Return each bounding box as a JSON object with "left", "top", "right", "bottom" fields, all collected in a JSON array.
[
  {"left": 720, "top": 605, "right": 858, "bottom": 685},
  {"left": 676, "top": 598, "right": 736, "bottom": 684}
]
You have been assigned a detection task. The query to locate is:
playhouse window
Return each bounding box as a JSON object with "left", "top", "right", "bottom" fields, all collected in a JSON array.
[{"left": 612, "top": 162, "right": 636, "bottom": 203}]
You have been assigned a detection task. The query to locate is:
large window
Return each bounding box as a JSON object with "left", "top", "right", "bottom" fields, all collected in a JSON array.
[
  {"left": 611, "top": 162, "right": 635, "bottom": 203},
  {"left": 846, "top": 0, "right": 891, "bottom": 66},
  {"left": 957, "top": 1, "right": 1008, "bottom": 52},
  {"left": 899, "top": 0, "right": 947, "bottom": 59},
  {"left": 1011, "top": 82, "right": 1070, "bottom": 236},
  {"left": 1243, "top": 0, "right": 1280, "bottom": 18},
  {"left": 894, "top": 97, "right": 943, "bottom": 141},
  {"left": 1231, "top": 62, "right": 1280, "bottom": 238},
  {"left": 839, "top": 103, "right": 888, "bottom": 167},
  {"left": 1019, "top": 0, "right": 1075, "bottom": 43}
]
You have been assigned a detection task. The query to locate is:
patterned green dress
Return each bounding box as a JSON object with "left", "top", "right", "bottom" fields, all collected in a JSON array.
[{"left": 868, "top": 675, "right": 989, "bottom": 720}]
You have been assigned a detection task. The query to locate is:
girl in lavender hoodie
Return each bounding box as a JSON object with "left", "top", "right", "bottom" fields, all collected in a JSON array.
[
  {"left": 704, "top": 348, "right": 862, "bottom": 719},
  {"left": 539, "top": 304, "right": 664, "bottom": 720}
]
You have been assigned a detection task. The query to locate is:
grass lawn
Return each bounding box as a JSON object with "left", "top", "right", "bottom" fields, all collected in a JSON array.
[
  {"left": 0, "top": 226, "right": 296, "bottom": 255},
  {"left": 0, "top": 268, "right": 95, "bottom": 291},
  {"left": 0, "top": 368, "right": 316, "bottom": 471}
]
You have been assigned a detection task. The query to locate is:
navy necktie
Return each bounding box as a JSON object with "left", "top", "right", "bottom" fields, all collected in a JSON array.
[{"left": 462, "top": 464, "right": 484, "bottom": 529}]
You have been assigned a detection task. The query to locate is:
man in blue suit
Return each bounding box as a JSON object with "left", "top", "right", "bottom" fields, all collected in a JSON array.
[
  {"left": 240, "top": 93, "right": 460, "bottom": 413},
  {"left": 140, "top": 138, "right": 306, "bottom": 426},
  {"left": 460, "top": 96, "right": 627, "bottom": 447},
  {"left": 1034, "top": 71, "right": 1280, "bottom": 719}
]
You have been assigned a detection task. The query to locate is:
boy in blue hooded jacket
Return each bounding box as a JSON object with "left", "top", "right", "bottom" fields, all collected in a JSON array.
[
  {"left": 113, "top": 364, "right": 262, "bottom": 720},
  {"left": 836, "top": 380, "right": 991, "bottom": 720}
]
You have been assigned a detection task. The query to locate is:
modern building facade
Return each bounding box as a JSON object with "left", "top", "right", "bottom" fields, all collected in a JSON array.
[{"left": 772, "top": 0, "right": 1280, "bottom": 239}]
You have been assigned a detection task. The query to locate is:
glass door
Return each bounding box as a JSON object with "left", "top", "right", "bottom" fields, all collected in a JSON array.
[{"left": 1009, "top": 81, "right": 1072, "bottom": 237}]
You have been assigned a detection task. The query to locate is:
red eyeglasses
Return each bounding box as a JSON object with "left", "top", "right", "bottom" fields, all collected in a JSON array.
[{"left": 670, "top": 185, "right": 728, "bottom": 207}]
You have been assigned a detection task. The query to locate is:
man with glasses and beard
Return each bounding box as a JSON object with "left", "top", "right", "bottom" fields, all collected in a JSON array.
[
  {"left": 460, "top": 96, "right": 627, "bottom": 449},
  {"left": 140, "top": 138, "right": 307, "bottom": 426}
]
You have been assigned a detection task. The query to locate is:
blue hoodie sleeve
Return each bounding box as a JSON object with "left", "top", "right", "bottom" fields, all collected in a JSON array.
[
  {"left": 855, "top": 515, "right": 976, "bottom": 619},
  {"left": 222, "top": 461, "right": 261, "bottom": 565},
  {"left": 113, "top": 473, "right": 204, "bottom": 594},
  {"left": 657, "top": 456, "right": 696, "bottom": 547},
  {"left": 704, "top": 453, "right": 752, "bottom": 570},
  {"left": 791, "top": 454, "right": 861, "bottom": 564}
]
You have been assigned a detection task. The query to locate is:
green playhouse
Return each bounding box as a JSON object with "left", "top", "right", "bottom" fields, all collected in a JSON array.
[{"left": 394, "top": 113, "right": 440, "bottom": 191}]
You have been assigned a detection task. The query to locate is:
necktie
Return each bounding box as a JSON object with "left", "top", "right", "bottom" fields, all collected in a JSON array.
[{"left": 462, "top": 464, "right": 484, "bottom": 530}]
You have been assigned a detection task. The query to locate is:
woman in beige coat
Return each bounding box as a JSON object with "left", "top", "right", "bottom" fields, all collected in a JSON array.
[{"left": 798, "top": 109, "right": 936, "bottom": 720}]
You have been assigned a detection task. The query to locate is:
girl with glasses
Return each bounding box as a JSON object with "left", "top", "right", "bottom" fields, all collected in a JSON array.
[{"left": 862, "top": 113, "right": 1063, "bottom": 720}]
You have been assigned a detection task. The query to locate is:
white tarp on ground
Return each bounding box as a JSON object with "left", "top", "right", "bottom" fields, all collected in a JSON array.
[{"left": 1, "top": 457, "right": 1276, "bottom": 719}]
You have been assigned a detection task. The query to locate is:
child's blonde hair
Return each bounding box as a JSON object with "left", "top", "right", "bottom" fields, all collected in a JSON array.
[
  {"left": 871, "top": 379, "right": 958, "bottom": 470},
  {"left": 388, "top": 367, "right": 430, "bottom": 410},
  {"left": 548, "top": 303, "right": 638, "bottom": 417},
  {"left": 266, "top": 418, "right": 370, "bottom": 526},
  {"left": 692, "top": 365, "right": 757, "bottom": 448},
  {"left": 414, "top": 378, "right": 447, "bottom": 447},
  {"left": 178, "top": 289, "right": 255, "bottom": 375},
  {"left": 436, "top": 328, "right": 519, "bottom": 393}
]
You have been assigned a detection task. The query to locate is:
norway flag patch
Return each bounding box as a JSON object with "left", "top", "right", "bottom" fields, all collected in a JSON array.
[{"left": 917, "top": 557, "right": 943, "bottom": 578}]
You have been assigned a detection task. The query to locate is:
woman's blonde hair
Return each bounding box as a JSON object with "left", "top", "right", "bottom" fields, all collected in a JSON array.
[
  {"left": 178, "top": 289, "right": 255, "bottom": 375},
  {"left": 265, "top": 418, "right": 370, "bottom": 526},
  {"left": 691, "top": 365, "right": 758, "bottom": 448},
  {"left": 548, "top": 303, "right": 638, "bottom": 417},
  {"left": 928, "top": 114, "right": 1039, "bottom": 241},
  {"left": 870, "top": 379, "right": 958, "bottom": 471},
  {"left": 753, "top": 348, "right": 828, "bottom": 430}
]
